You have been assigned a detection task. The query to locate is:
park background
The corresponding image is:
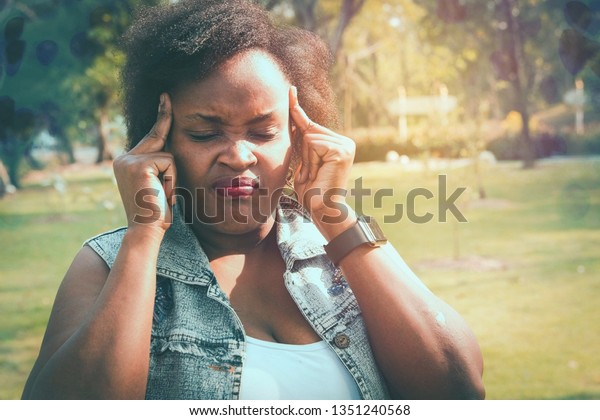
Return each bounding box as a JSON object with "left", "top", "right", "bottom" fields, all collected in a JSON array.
[{"left": 1, "top": 0, "right": 599, "bottom": 399}]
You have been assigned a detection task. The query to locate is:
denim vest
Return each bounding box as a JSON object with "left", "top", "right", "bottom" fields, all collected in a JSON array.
[{"left": 85, "top": 196, "right": 389, "bottom": 400}]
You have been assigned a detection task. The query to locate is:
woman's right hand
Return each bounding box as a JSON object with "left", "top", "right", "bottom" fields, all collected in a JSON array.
[
  {"left": 22, "top": 94, "right": 176, "bottom": 399},
  {"left": 113, "top": 93, "right": 176, "bottom": 236}
]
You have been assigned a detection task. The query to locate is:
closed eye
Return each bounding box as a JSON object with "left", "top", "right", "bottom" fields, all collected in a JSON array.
[
  {"left": 248, "top": 130, "right": 279, "bottom": 141},
  {"left": 188, "top": 132, "right": 222, "bottom": 142}
]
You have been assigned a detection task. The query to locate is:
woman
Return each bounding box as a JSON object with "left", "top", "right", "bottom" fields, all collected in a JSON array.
[{"left": 22, "top": 0, "right": 484, "bottom": 400}]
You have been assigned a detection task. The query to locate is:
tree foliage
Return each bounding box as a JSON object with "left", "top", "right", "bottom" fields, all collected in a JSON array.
[
  {"left": 1, "top": 0, "right": 598, "bottom": 192},
  {"left": 415, "top": 0, "right": 580, "bottom": 167},
  {"left": 261, "top": 0, "right": 367, "bottom": 56},
  {"left": 0, "top": 0, "right": 158, "bottom": 188}
]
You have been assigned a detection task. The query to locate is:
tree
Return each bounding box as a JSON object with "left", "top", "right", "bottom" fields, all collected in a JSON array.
[
  {"left": 66, "top": 0, "right": 160, "bottom": 163},
  {"left": 1, "top": 1, "right": 99, "bottom": 186},
  {"left": 261, "top": 0, "right": 367, "bottom": 57},
  {"left": 418, "top": 0, "right": 568, "bottom": 168},
  {"left": 0, "top": 95, "right": 36, "bottom": 188},
  {"left": 0, "top": 0, "right": 158, "bottom": 188},
  {"left": 558, "top": 1, "right": 600, "bottom": 114},
  {"left": 0, "top": 159, "right": 8, "bottom": 197}
]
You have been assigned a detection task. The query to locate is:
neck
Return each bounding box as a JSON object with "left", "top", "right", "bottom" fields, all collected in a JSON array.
[{"left": 191, "top": 215, "right": 278, "bottom": 261}]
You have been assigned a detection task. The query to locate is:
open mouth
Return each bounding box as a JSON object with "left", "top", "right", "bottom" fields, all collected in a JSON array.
[{"left": 213, "top": 176, "right": 259, "bottom": 198}]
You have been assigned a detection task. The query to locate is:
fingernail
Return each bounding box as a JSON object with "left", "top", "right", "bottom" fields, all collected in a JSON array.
[
  {"left": 159, "top": 94, "right": 165, "bottom": 109},
  {"left": 292, "top": 86, "right": 297, "bottom": 98}
]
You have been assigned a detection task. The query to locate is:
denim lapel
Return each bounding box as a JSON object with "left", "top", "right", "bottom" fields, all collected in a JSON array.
[
  {"left": 276, "top": 196, "right": 328, "bottom": 268},
  {"left": 156, "top": 204, "right": 213, "bottom": 285},
  {"left": 156, "top": 197, "right": 327, "bottom": 282}
]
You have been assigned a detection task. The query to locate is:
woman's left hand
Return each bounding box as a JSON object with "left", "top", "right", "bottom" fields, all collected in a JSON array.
[
  {"left": 289, "top": 86, "right": 356, "bottom": 225},
  {"left": 288, "top": 90, "right": 484, "bottom": 400}
]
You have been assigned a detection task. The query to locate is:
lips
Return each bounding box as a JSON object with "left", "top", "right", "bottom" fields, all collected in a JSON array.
[{"left": 213, "top": 176, "right": 259, "bottom": 198}]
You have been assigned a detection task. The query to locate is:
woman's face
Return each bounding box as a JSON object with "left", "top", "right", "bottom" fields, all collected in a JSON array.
[{"left": 169, "top": 50, "right": 293, "bottom": 235}]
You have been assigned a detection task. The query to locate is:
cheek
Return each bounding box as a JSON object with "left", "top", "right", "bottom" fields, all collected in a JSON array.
[
  {"left": 264, "top": 137, "right": 293, "bottom": 176},
  {"left": 170, "top": 142, "right": 211, "bottom": 185}
]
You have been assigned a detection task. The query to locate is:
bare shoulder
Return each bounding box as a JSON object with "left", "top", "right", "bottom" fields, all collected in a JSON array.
[
  {"left": 43, "top": 245, "right": 110, "bottom": 342},
  {"left": 22, "top": 245, "right": 110, "bottom": 398}
]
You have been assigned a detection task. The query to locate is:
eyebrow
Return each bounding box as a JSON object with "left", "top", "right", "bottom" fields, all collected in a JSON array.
[{"left": 183, "top": 112, "right": 275, "bottom": 125}]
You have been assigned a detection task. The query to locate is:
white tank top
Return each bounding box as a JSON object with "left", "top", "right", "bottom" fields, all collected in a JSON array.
[{"left": 239, "top": 336, "right": 362, "bottom": 400}]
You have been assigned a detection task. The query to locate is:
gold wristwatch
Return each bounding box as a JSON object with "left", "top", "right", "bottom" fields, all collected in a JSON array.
[{"left": 324, "top": 215, "right": 387, "bottom": 266}]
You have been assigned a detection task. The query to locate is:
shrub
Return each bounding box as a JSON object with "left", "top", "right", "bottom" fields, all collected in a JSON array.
[
  {"left": 564, "top": 130, "right": 600, "bottom": 155},
  {"left": 350, "top": 124, "right": 479, "bottom": 162}
]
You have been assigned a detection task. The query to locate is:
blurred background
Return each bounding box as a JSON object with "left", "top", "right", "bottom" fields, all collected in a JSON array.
[{"left": 1, "top": 0, "right": 599, "bottom": 399}]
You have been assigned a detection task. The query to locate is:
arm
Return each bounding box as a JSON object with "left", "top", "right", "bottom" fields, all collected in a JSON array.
[
  {"left": 289, "top": 87, "right": 484, "bottom": 400},
  {"left": 22, "top": 94, "right": 175, "bottom": 399},
  {"left": 22, "top": 233, "right": 163, "bottom": 399},
  {"left": 314, "top": 212, "right": 485, "bottom": 399}
]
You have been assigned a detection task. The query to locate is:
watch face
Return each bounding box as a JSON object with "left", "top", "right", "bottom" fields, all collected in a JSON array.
[{"left": 359, "top": 216, "right": 387, "bottom": 245}]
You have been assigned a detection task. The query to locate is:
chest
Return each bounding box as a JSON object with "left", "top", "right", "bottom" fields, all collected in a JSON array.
[
  {"left": 210, "top": 254, "right": 321, "bottom": 344},
  {"left": 146, "top": 257, "right": 389, "bottom": 400}
]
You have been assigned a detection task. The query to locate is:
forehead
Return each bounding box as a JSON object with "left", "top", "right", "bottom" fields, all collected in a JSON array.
[
  {"left": 172, "top": 50, "right": 289, "bottom": 121},
  {"left": 214, "top": 50, "right": 289, "bottom": 87}
]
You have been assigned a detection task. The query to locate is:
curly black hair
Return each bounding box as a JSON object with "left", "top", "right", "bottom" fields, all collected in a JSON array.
[{"left": 121, "top": 0, "right": 338, "bottom": 149}]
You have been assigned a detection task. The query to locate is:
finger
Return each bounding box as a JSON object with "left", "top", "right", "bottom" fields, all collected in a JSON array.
[
  {"left": 131, "top": 93, "right": 173, "bottom": 154},
  {"left": 308, "top": 148, "right": 321, "bottom": 181},
  {"left": 135, "top": 153, "right": 176, "bottom": 210},
  {"left": 297, "top": 134, "right": 338, "bottom": 184},
  {"left": 294, "top": 127, "right": 310, "bottom": 184},
  {"left": 161, "top": 163, "right": 177, "bottom": 207},
  {"left": 142, "top": 154, "right": 175, "bottom": 180},
  {"left": 303, "top": 137, "right": 353, "bottom": 181},
  {"left": 289, "top": 86, "right": 340, "bottom": 138},
  {"left": 300, "top": 133, "right": 310, "bottom": 183},
  {"left": 290, "top": 86, "right": 310, "bottom": 183},
  {"left": 293, "top": 164, "right": 303, "bottom": 186},
  {"left": 302, "top": 133, "right": 348, "bottom": 147},
  {"left": 289, "top": 86, "right": 312, "bottom": 134}
]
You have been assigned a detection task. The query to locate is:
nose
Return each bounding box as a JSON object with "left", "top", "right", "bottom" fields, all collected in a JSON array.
[{"left": 217, "top": 139, "right": 258, "bottom": 171}]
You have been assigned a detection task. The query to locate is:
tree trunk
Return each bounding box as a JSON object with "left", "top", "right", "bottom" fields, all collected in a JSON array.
[
  {"left": 290, "top": 0, "right": 365, "bottom": 57},
  {"left": 7, "top": 152, "right": 23, "bottom": 189},
  {"left": 329, "top": 0, "right": 366, "bottom": 56},
  {"left": 263, "top": 0, "right": 282, "bottom": 11},
  {"left": 0, "top": 160, "right": 8, "bottom": 197},
  {"left": 1, "top": 136, "right": 26, "bottom": 189},
  {"left": 24, "top": 142, "right": 44, "bottom": 170},
  {"left": 500, "top": 0, "right": 536, "bottom": 168},
  {"left": 517, "top": 104, "right": 535, "bottom": 168},
  {"left": 95, "top": 108, "right": 113, "bottom": 164},
  {"left": 57, "top": 128, "right": 76, "bottom": 165},
  {"left": 292, "top": 0, "right": 318, "bottom": 32}
]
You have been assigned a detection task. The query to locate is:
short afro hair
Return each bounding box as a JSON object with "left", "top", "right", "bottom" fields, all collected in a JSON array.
[{"left": 121, "top": 0, "right": 338, "bottom": 149}]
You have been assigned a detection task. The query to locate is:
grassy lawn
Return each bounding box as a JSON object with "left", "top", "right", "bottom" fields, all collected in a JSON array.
[{"left": 1, "top": 158, "right": 599, "bottom": 399}]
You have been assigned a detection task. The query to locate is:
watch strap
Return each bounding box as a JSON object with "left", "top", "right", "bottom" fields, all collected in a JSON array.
[
  {"left": 324, "top": 220, "right": 369, "bottom": 266},
  {"left": 324, "top": 215, "right": 388, "bottom": 265}
]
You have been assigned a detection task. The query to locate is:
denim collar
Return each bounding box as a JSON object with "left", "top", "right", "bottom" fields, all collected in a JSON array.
[
  {"left": 275, "top": 196, "right": 328, "bottom": 268},
  {"left": 156, "top": 196, "right": 327, "bottom": 285},
  {"left": 156, "top": 204, "right": 214, "bottom": 286}
]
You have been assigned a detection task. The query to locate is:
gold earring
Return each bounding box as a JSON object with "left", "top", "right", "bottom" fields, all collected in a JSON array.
[{"left": 283, "top": 165, "right": 297, "bottom": 200}]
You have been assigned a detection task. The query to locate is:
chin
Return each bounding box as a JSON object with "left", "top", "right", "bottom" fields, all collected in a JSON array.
[
  {"left": 208, "top": 219, "right": 268, "bottom": 236},
  {"left": 195, "top": 197, "right": 273, "bottom": 232},
  {"left": 193, "top": 208, "right": 274, "bottom": 238}
]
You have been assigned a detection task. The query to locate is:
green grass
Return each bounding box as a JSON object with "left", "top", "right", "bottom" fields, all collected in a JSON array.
[
  {"left": 0, "top": 169, "right": 126, "bottom": 399},
  {"left": 349, "top": 158, "right": 600, "bottom": 399},
  {"left": 1, "top": 158, "right": 599, "bottom": 399}
]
